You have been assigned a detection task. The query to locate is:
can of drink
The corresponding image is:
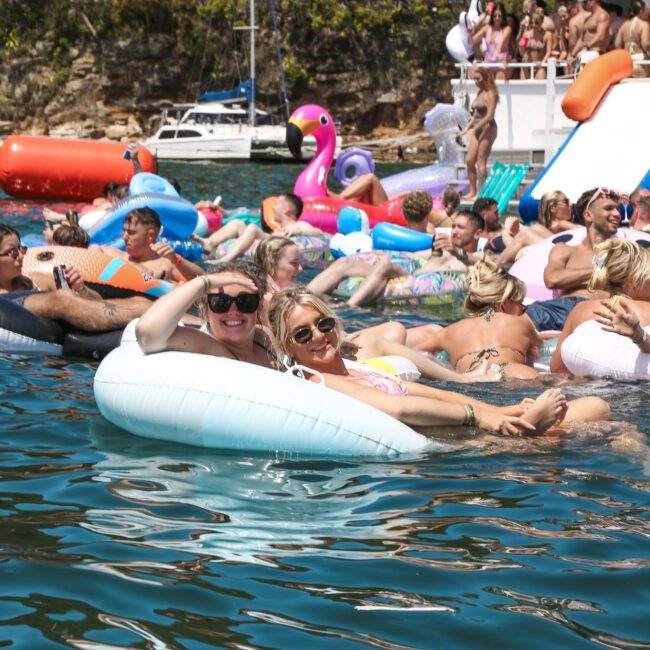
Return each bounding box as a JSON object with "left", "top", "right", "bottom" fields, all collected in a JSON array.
[
  {"left": 53, "top": 265, "right": 70, "bottom": 290},
  {"left": 487, "top": 2, "right": 495, "bottom": 15},
  {"left": 430, "top": 236, "right": 442, "bottom": 257},
  {"left": 521, "top": 36, "right": 529, "bottom": 49}
]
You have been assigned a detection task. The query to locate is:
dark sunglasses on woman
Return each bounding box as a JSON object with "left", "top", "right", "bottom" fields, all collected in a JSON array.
[
  {"left": 207, "top": 292, "right": 260, "bottom": 314},
  {"left": 291, "top": 316, "right": 337, "bottom": 345},
  {"left": 0, "top": 245, "right": 27, "bottom": 260}
]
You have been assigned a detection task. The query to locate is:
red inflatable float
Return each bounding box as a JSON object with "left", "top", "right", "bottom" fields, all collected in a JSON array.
[
  {"left": 0, "top": 136, "right": 157, "bottom": 202},
  {"left": 262, "top": 195, "right": 407, "bottom": 233}
]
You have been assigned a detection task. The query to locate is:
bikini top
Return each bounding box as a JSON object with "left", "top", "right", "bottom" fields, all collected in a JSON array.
[{"left": 344, "top": 370, "right": 409, "bottom": 396}]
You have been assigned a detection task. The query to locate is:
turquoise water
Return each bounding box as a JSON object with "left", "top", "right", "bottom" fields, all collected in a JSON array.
[{"left": 1, "top": 163, "right": 650, "bottom": 649}]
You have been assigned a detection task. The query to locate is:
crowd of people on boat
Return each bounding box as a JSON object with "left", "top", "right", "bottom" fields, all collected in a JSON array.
[{"left": 469, "top": 0, "right": 649, "bottom": 79}]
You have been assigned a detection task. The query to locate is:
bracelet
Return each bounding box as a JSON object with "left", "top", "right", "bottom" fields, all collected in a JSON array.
[
  {"left": 200, "top": 275, "right": 211, "bottom": 293},
  {"left": 463, "top": 403, "right": 476, "bottom": 427},
  {"left": 172, "top": 253, "right": 182, "bottom": 267}
]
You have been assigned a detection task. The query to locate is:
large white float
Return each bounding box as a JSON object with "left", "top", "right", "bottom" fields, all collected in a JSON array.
[{"left": 94, "top": 343, "right": 438, "bottom": 458}]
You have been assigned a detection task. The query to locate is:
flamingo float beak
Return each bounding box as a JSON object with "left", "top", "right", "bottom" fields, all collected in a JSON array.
[{"left": 286, "top": 116, "right": 319, "bottom": 159}]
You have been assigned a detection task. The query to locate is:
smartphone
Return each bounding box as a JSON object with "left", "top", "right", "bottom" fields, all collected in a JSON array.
[{"left": 53, "top": 265, "right": 70, "bottom": 289}]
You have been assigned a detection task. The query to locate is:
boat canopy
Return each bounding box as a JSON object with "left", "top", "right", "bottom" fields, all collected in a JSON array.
[{"left": 198, "top": 80, "right": 254, "bottom": 105}]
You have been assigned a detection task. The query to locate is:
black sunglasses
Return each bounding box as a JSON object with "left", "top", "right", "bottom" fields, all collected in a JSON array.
[
  {"left": 291, "top": 316, "right": 337, "bottom": 345},
  {"left": 0, "top": 245, "right": 27, "bottom": 260},
  {"left": 207, "top": 292, "right": 260, "bottom": 314}
]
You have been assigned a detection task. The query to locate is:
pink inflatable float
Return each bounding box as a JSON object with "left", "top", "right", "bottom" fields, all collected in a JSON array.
[
  {"left": 284, "top": 104, "right": 407, "bottom": 233},
  {"left": 510, "top": 227, "right": 650, "bottom": 302}
]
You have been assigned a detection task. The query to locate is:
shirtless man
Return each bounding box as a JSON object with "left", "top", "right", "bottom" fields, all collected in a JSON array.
[
  {"left": 567, "top": 0, "right": 591, "bottom": 70},
  {"left": 578, "top": 0, "right": 611, "bottom": 56},
  {"left": 525, "top": 186, "right": 621, "bottom": 331},
  {"left": 418, "top": 210, "right": 486, "bottom": 273},
  {"left": 0, "top": 224, "right": 150, "bottom": 334},
  {"left": 92, "top": 207, "right": 204, "bottom": 282},
  {"left": 194, "top": 193, "right": 323, "bottom": 262}
]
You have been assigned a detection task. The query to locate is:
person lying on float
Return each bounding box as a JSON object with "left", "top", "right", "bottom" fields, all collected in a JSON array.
[
  {"left": 0, "top": 224, "right": 151, "bottom": 332},
  {"left": 267, "top": 286, "right": 610, "bottom": 439},
  {"left": 91, "top": 207, "right": 203, "bottom": 282},
  {"left": 550, "top": 238, "right": 650, "bottom": 374},
  {"left": 193, "top": 193, "right": 325, "bottom": 261},
  {"left": 525, "top": 187, "right": 623, "bottom": 333}
]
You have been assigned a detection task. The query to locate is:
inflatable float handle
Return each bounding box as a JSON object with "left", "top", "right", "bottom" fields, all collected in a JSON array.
[{"left": 289, "top": 364, "right": 325, "bottom": 385}]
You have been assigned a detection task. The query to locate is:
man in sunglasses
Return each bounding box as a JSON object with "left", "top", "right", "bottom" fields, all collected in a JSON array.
[
  {"left": 525, "top": 186, "right": 622, "bottom": 332},
  {"left": 0, "top": 224, "right": 151, "bottom": 334},
  {"left": 91, "top": 207, "right": 203, "bottom": 282}
]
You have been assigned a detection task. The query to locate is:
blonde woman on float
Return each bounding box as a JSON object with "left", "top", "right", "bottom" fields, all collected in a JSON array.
[
  {"left": 254, "top": 236, "right": 499, "bottom": 383},
  {"left": 267, "top": 286, "right": 574, "bottom": 438},
  {"left": 550, "top": 239, "right": 650, "bottom": 373},
  {"left": 493, "top": 190, "right": 578, "bottom": 267}
]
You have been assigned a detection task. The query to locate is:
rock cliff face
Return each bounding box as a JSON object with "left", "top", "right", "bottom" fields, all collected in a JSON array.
[{"left": 0, "top": 31, "right": 455, "bottom": 149}]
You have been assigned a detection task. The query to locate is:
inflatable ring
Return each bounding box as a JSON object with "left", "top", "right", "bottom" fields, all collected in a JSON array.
[
  {"left": 214, "top": 235, "right": 332, "bottom": 270},
  {"left": 93, "top": 344, "right": 443, "bottom": 457},
  {"left": 334, "top": 148, "right": 375, "bottom": 188}
]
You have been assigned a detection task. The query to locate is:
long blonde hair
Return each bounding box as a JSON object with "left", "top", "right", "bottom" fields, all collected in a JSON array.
[
  {"left": 538, "top": 190, "right": 569, "bottom": 228},
  {"left": 464, "top": 255, "right": 527, "bottom": 316},
  {"left": 268, "top": 287, "right": 346, "bottom": 361},
  {"left": 475, "top": 67, "right": 500, "bottom": 104},
  {"left": 254, "top": 236, "right": 297, "bottom": 279},
  {"left": 589, "top": 239, "right": 650, "bottom": 295}
]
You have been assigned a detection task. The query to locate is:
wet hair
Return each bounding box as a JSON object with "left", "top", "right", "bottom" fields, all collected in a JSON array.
[
  {"left": 102, "top": 182, "right": 120, "bottom": 198},
  {"left": 589, "top": 239, "right": 650, "bottom": 295},
  {"left": 538, "top": 190, "right": 570, "bottom": 228},
  {"left": 401, "top": 191, "right": 433, "bottom": 224},
  {"left": 51, "top": 224, "right": 90, "bottom": 248},
  {"left": 198, "top": 259, "right": 267, "bottom": 332},
  {"left": 254, "top": 236, "right": 298, "bottom": 279},
  {"left": 473, "top": 68, "right": 500, "bottom": 104},
  {"left": 124, "top": 207, "right": 161, "bottom": 231},
  {"left": 280, "top": 193, "right": 304, "bottom": 219},
  {"left": 113, "top": 185, "right": 130, "bottom": 201},
  {"left": 453, "top": 209, "right": 485, "bottom": 231},
  {"left": 441, "top": 186, "right": 461, "bottom": 215},
  {"left": 268, "top": 287, "right": 345, "bottom": 361},
  {"left": 464, "top": 255, "right": 527, "bottom": 316},
  {"left": 165, "top": 177, "right": 182, "bottom": 194}
]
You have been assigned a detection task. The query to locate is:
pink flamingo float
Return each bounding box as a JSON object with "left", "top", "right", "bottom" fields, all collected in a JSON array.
[{"left": 262, "top": 104, "right": 407, "bottom": 234}]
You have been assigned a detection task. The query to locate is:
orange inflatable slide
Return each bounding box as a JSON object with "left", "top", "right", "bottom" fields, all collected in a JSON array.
[{"left": 0, "top": 136, "right": 157, "bottom": 202}]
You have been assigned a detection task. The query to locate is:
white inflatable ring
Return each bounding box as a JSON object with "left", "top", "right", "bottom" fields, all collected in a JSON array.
[{"left": 94, "top": 344, "right": 441, "bottom": 457}]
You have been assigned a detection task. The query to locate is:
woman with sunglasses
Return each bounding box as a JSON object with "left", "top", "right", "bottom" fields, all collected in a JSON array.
[
  {"left": 267, "top": 287, "right": 590, "bottom": 438},
  {"left": 254, "top": 236, "right": 499, "bottom": 383},
  {"left": 136, "top": 260, "right": 274, "bottom": 368}
]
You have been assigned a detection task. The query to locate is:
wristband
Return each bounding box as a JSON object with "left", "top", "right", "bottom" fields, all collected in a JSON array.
[
  {"left": 200, "top": 275, "right": 211, "bottom": 293},
  {"left": 463, "top": 403, "right": 476, "bottom": 427},
  {"left": 632, "top": 327, "right": 648, "bottom": 347}
]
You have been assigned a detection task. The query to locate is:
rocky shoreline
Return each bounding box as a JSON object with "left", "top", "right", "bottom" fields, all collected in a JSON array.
[{"left": 0, "top": 34, "right": 453, "bottom": 165}]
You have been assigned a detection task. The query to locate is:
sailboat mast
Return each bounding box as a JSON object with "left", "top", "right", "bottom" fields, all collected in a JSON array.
[{"left": 249, "top": 0, "right": 255, "bottom": 127}]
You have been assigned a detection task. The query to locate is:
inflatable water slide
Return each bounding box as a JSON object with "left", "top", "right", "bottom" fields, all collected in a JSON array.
[{"left": 519, "top": 51, "right": 650, "bottom": 221}]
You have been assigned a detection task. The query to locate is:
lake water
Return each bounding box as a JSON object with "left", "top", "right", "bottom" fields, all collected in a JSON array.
[{"left": 1, "top": 162, "right": 649, "bottom": 649}]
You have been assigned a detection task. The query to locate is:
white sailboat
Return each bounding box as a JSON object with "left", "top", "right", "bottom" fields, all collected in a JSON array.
[{"left": 145, "top": 0, "right": 340, "bottom": 162}]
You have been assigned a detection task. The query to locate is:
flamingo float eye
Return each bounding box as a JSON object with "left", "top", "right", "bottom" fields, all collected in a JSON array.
[{"left": 319, "top": 115, "right": 329, "bottom": 126}]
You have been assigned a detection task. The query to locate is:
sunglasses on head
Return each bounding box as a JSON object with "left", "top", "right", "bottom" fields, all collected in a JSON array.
[
  {"left": 0, "top": 244, "right": 27, "bottom": 259},
  {"left": 207, "top": 292, "right": 260, "bottom": 314},
  {"left": 291, "top": 316, "right": 337, "bottom": 345},
  {"left": 585, "top": 187, "right": 622, "bottom": 211}
]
